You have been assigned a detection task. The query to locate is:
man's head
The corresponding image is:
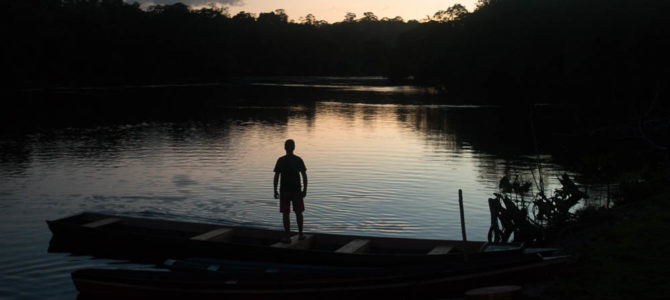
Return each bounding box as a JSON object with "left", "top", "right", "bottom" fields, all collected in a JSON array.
[{"left": 284, "top": 139, "right": 295, "bottom": 153}]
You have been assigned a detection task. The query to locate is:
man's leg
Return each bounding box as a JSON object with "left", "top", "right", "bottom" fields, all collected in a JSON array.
[
  {"left": 293, "top": 194, "right": 305, "bottom": 240},
  {"left": 282, "top": 212, "right": 291, "bottom": 233},
  {"left": 296, "top": 212, "right": 304, "bottom": 239},
  {"left": 279, "top": 195, "right": 292, "bottom": 243},
  {"left": 281, "top": 212, "right": 291, "bottom": 243}
]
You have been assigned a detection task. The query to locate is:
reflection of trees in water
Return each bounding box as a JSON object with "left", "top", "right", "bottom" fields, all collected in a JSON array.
[
  {"left": 0, "top": 127, "right": 134, "bottom": 176},
  {"left": 1, "top": 97, "right": 582, "bottom": 196},
  {"left": 7, "top": 125, "right": 162, "bottom": 167},
  {"left": 391, "top": 106, "right": 563, "bottom": 190},
  {"left": 474, "top": 155, "right": 560, "bottom": 193},
  {"left": 0, "top": 136, "right": 32, "bottom": 176},
  {"left": 318, "top": 102, "right": 356, "bottom": 123},
  {"left": 391, "top": 105, "right": 615, "bottom": 204},
  {"left": 314, "top": 103, "right": 546, "bottom": 167},
  {"left": 395, "top": 106, "right": 460, "bottom": 151},
  {"left": 307, "top": 102, "right": 562, "bottom": 191},
  {"left": 361, "top": 106, "right": 378, "bottom": 123},
  {"left": 0, "top": 102, "right": 322, "bottom": 175}
]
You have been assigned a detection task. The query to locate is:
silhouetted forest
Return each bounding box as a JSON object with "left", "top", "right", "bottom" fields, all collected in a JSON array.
[
  {"left": 392, "top": 0, "right": 670, "bottom": 105},
  {"left": 4, "top": 0, "right": 669, "bottom": 105}
]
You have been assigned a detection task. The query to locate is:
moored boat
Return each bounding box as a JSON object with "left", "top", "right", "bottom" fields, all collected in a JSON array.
[
  {"left": 48, "top": 212, "right": 505, "bottom": 267},
  {"left": 71, "top": 256, "right": 570, "bottom": 299}
]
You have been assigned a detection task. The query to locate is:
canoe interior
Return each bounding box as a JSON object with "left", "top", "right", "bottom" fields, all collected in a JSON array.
[{"left": 48, "top": 212, "right": 487, "bottom": 256}]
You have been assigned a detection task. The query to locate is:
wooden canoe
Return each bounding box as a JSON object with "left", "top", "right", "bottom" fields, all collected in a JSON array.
[
  {"left": 71, "top": 257, "right": 570, "bottom": 299},
  {"left": 162, "top": 257, "right": 386, "bottom": 277},
  {"left": 48, "top": 212, "right": 531, "bottom": 267}
]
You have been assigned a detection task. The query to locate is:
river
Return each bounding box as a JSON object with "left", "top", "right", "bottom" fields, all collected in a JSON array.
[{"left": 1, "top": 80, "right": 580, "bottom": 299}]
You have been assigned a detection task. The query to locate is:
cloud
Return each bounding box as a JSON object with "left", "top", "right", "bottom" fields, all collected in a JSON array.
[{"left": 132, "top": 0, "right": 243, "bottom": 7}]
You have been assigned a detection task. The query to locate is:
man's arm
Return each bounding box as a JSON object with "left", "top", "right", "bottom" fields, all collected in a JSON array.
[
  {"left": 273, "top": 172, "right": 280, "bottom": 199},
  {"left": 300, "top": 170, "right": 308, "bottom": 198}
]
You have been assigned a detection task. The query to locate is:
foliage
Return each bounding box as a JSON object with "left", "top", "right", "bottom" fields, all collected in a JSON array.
[
  {"left": 361, "top": 12, "right": 378, "bottom": 22},
  {"left": 343, "top": 12, "right": 356, "bottom": 22},
  {"left": 533, "top": 174, "right": 588, "bottom": 227},
  {"left": 497, "top": 175, "right": 533, "bottom": 208},
  {"left": 488, "top": 173, "right": 588, "bottom": 244},
  {"left": 433, "top": 4, "right": 469, "bottom": 22}
]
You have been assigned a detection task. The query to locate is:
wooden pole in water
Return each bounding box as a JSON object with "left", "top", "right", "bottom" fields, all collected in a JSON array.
[{"left": 459, "top": 189, "right": 468, "bottom": 262}]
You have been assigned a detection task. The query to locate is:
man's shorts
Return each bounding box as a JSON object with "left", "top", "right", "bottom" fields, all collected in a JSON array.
[{"left": 280, "top": 190, "right": 304, "bottom": 214}]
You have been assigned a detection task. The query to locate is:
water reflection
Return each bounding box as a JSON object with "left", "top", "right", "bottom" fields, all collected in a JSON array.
[
  {"left": 0, "top": 100, "right": 580, "bottom": 299},
  {"left": 251, "top": 83, "right": 438, "bottom": 94},
  {"left": 1, "top": 101, "right": 567, "bottom": 239}
]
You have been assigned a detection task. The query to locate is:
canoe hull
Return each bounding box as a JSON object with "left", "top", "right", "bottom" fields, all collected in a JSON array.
[{"left": 72, "top": 258, "right": 570, "bottom": 299}]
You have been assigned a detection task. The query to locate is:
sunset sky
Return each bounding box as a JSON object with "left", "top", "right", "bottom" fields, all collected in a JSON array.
[{"left": 139, "top": 0, "right": 479, "bottom": 23}]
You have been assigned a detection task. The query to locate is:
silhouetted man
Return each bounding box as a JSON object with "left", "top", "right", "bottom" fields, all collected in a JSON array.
[{"left": 274, "top": 139, "right": 308, "bottom": 243}]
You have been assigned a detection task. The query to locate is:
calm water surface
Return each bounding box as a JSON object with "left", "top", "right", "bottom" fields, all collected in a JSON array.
[{"left": 0, "top": 98, "right": 572, "bottom": 299}]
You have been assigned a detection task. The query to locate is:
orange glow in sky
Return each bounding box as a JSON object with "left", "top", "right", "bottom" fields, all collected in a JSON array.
[{"left": 226, "top": 0, "right": 478, "bottom": 23}]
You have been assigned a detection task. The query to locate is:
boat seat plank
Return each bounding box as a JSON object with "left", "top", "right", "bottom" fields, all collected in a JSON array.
[
  {"left": 428, "top": 245, "right": 454, "bottom": 255},
  {"left": 271, "top": 235, "right": 314, "bottom": 249},
  {"left": 335, "top": 239, "right": 371, "bottom": 254},
  {"left": 206, "top": 264, "right": 221, "bottom": 271},
  {"left": 190, "top": 228, "right": 233, "bottom": 242},
  {"left": 83, "top": 218, "right": 121, "bottom": 228}
]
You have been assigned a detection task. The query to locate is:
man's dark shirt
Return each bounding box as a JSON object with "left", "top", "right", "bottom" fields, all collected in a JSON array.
[{"left": 274, "top": 154, "right": 306, "bottom": 193}]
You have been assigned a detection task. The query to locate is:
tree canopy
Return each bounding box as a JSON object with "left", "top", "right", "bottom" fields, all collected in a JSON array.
[{"left": 5, "top": 0, "right": 669, "bottom": 106}]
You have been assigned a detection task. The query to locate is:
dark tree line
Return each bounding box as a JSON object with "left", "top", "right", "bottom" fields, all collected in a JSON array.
[
  {"left": 4, "top": 0, "right": 669, "bottom": 106},
  {"left": 392, "top": 0, "right": 670, "bottom": 105},
  {"left": 4, "top": 0, "right": 417, "bottom": 88}
]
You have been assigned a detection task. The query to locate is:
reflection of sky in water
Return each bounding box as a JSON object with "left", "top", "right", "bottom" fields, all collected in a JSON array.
[
  {"left": 0, "top": 102, "right": 574, "bottom": 299},
  {"left": 251, "top": 83, "right": 438, "bottom": 94}
]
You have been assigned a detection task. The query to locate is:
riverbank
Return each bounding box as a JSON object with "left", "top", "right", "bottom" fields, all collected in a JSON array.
[{"left": 530, "top": 169, "right": 670, "bottom": 299}]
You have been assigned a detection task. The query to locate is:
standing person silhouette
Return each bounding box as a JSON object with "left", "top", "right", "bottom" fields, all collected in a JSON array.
[{"left": 273, "top": 139, "right": 308, "bottom": 243}]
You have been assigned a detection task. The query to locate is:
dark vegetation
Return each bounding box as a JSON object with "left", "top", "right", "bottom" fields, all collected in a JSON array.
[
  {"left": 533, "top": 170, "right": 670, "bottom": 299},
  {"left": 485, "top": 144, "right": 669, "bottom": 299},
  {"left": 5, "top": 0, "right": 669, "bottom": 106},
  {"left": 5, "top": 0, "right": 417, "bottom": 88},
  {"left": 488, "top": 174, "right": 588, "bottom": 245},
  {"left": 394, "top": 0, "right": 670, "bottom": 105}
]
